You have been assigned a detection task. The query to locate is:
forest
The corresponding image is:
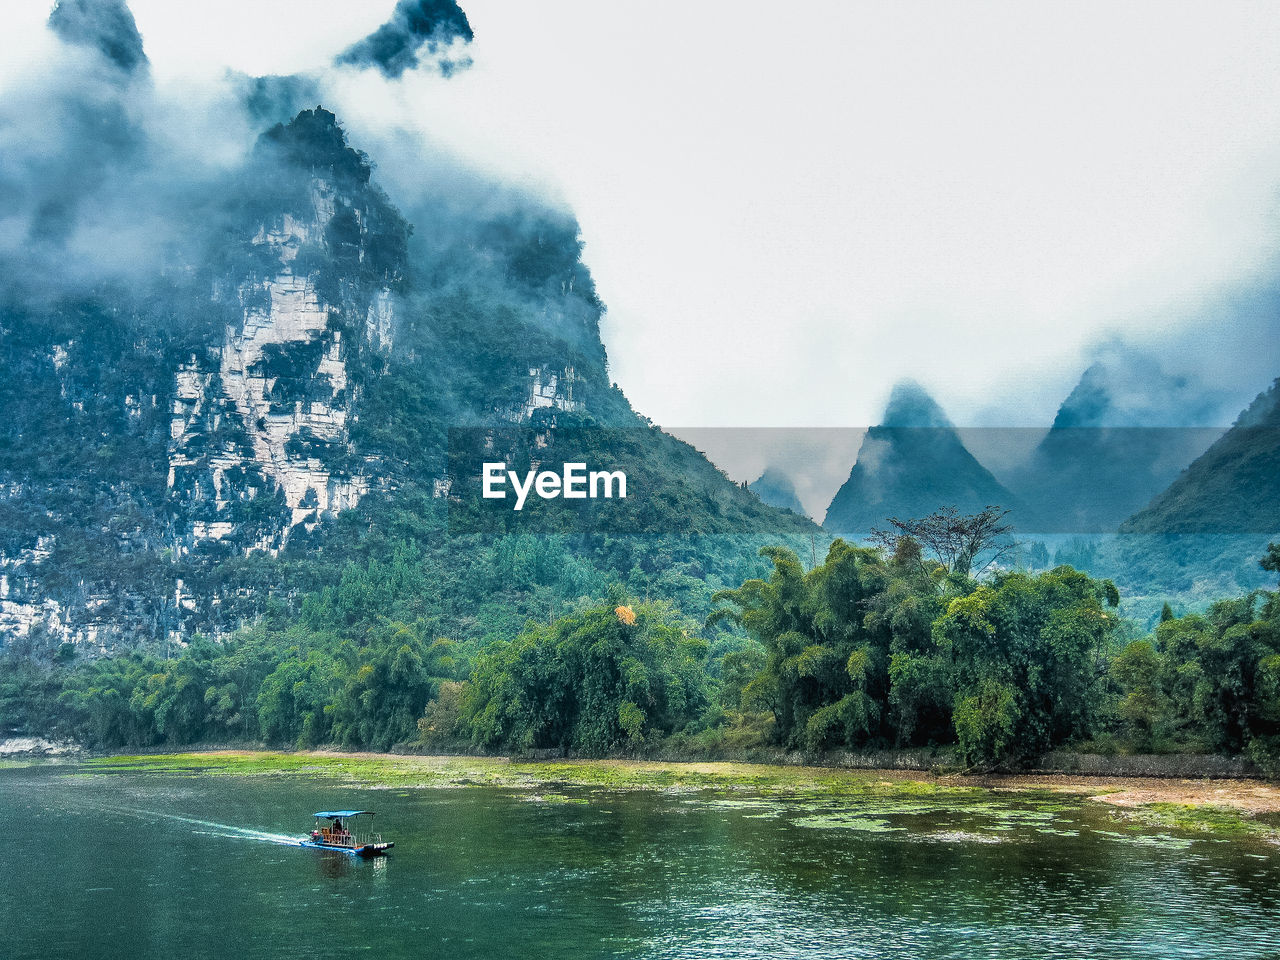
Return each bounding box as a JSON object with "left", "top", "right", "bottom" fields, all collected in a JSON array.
[{"left": 3, "top": 528, "right": 1278, "bottom": 772}]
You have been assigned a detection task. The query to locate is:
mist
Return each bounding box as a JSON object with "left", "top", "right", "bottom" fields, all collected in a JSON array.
[
  {"left": 335, "top": 0, "right": 473, "bottom": 78},
  {"left": 2, "top": 0, "right": 1278, "bottom": 481},
  {"left": 0, "top": 0, "right": 597, "bottom": 360}
]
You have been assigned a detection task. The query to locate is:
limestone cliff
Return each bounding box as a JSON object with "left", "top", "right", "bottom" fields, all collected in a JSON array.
[{"left": 0, "top": 104, "right": 805, "bottom": 657}]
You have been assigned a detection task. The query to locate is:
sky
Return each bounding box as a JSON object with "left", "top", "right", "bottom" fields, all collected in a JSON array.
[{"left": 3, "top": 0, "right": 1280, "bottom": 451}]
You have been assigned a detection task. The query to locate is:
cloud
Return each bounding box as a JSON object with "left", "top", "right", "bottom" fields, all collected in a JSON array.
[
  {"left": 0, "top": 0, "right": 611, "bottom": 410},
  {"left": 335, "top": 0, "right": 473, "bottom": 78},
  {"left": 0, "top": 1, "right": 473, "bottom": 305},
  {"left": 0, "top": 5, "right": 248, "bottom": 305},
  {"left": 235, "top": 73, "right": 323, "bottom": 124}
]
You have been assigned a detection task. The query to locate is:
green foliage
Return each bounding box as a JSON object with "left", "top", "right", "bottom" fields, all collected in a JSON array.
[
  {"left": 1109, "top": 587, "right": 1280, "bottom": 759},
  {"left": 1263, "top": 542, "right": 1280, "bottom": 583},
  {"left": 7, "top": 615, "right": 459, "bottom": 751},
  {"left": 933, "top": 567, "right": 1118, "bottom": 766},
  {"left": 417, "top": 680, "right": 467, "bottom": 749},
  {"left": 709, "top": 542, "right": 1125, "bottom": 767},
  {"left": 1110, "top": 639, "right": 1168, "bottom": 750},
  {"left": 461, "top": 601, "right": 711, "bottom": 756},
  {"left": 952, "top": 678, "right": 1018, "bottom": 767},
  {"left": 709, "top": 539, "right": 946, "bottom": 751},
  {"left": 4, "top": 539, "right": 1278, "bottom": 773}
]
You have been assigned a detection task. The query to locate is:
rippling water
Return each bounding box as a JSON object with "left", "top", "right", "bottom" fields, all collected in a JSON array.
[{"left": 1, "top": 765, "right": 1277, "bottom": 959}]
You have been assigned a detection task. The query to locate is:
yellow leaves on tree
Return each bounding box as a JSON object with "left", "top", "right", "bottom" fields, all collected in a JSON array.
[{"left": 615, "top": 605, "right": 636, "bottom": 626}]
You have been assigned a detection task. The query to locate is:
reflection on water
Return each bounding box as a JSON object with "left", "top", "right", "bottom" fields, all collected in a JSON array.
[
  {"left": 310, "top": 850, "right": 390, "bottom": 882},
  {"left": 315, "top": 850, "right": 354, "bottom": 880},
  {"left": 1, "top": 766, "right": 1279, "bottom": 960}
]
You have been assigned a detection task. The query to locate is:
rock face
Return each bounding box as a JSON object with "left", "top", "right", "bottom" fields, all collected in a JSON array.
[
  {"left": 167, "top": 177, "right": 394, "bottom": 553},
  {"left": 1, "top": 0, "right": 823, "bottom": 660},
  {"left": 508, "top": 364, "right": 582, "bottom": 422},
  {"left": 0, "top": 108, "right": 414, "bottom": 650},
  {"left": 0, "top": 97, "right": 812, "bottom": 657},
  {"left": 824, "top": 381, "right": 1019, "bottom": 534}
]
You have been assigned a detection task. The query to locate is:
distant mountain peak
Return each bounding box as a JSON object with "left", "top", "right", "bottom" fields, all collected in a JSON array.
[
  {"left": 1233, "top": 377, "right": 1280, "bottom": 429},
  {"left": 257, "top": 106, "right": 373, "bottom": 185},
  {"left": 336, "top": 0, "right": 474, "bottom": 78},
  {"left": 823, "top": 382, "right": 1016, "bottom": 533},
  {"left": 1051, "top": 345, "right": 1244, "bottom": 430},
  {"left": 49, "top": 0, "right": 147, "bottom": 75},
  {"left": 1003, "top": 357, "right": 1262, "bottom": 532},
  {"left": 1121, "top": 376, "right": 1280, "bottom": 535},
  {"left": 1051, "top": 362, "right": 1111, "bottom": 428},
  {"left": 882, "top": 379, "right": 951, "bottom": 428},
  {"left": 749, "top": 467, "right": 807, "bottom": 518}
]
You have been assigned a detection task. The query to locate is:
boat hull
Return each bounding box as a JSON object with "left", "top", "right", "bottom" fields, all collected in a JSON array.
[{"left": 299, "top": 839, "right": 394, "bottom": 857}]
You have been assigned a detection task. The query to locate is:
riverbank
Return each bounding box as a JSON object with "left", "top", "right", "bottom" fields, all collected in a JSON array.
[{"left": 51, "top": 750, "right": 1280, "bottom": 842}]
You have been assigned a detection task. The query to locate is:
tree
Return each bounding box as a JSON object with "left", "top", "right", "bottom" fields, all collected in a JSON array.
[
  {"left": 1263, "top": 542, "right": 1280, "bottom": 584},
  {"left": 932, "top": 566, "right": 1119, "bottom": 767},
  {"left": 462, "top": 601, "right": 710, "bottom": 755},
  {"left": 873, "top": 506, "right": 1014, "bottom": 579},
  {"left": 709, "top": 541, "right": 900, "bottom": 751},
  {"left": 418, "top": 680, "right": 467, "bottom": 750},
  {"left": 952, "top": 678, "right": 1018, "bottom": 767},
  {"left": 1127, "top": 594, "right": 1280, "bottom": 757},
  {"left": 1110, "top": 640, "right": 1168, "bottom": 751}
]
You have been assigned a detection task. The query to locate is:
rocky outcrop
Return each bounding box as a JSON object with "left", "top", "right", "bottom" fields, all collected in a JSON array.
[
  {"left": 167, "top": 178, "right": 394, "bottom": 553},
  {"left": 508, "top": 364, "right": 582, "bottom": 422}
]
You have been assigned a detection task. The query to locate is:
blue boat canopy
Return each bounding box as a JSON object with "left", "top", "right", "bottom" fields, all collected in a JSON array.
[{"left": 313, "top": 810, "right": 374, "bottom": 818}]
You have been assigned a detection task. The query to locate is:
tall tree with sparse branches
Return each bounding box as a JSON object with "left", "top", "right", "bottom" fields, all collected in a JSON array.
[{"left": 873, "top": 505, "right": 1013, "bottom": 579}]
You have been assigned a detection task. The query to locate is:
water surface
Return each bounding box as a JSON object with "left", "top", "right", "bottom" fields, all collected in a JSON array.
[{"left": 1, "top": 765, "right": 1277, "bottom": 959}]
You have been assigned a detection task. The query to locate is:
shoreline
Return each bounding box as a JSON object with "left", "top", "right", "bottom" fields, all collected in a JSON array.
[
  {"left": 4, "top": 736, "right": 1263, "bottom": 782},
  {"left": 23, "top": 749, "right": 1273, "bottom": 837},
  {"left": 7, "top": 745, "right": 1277, "bottom": 804},
  {"left": 7, "top": 747, "right": 1279, "bottom": 841}
]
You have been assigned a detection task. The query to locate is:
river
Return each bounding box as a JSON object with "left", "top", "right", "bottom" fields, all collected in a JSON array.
[{"left": 1, "top": 763, "right": 1278, "bottom": 959}]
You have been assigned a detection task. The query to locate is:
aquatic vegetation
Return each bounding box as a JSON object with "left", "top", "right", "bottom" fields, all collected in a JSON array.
[
  {"left": 792, "top": 814, "right": 903, "bottom": 833},
  {"left": 72, "top": 750, "right": 1280, "bottom": 846},
  {"left": 1113, "top": 802, "right": 1280, "bottom": 842},
  {"left": 1113, "top": 833, "right": 1196, "bottom": 850},
  {"left": 0, "top": 758, "right": 55, "bottom": 769},
  {"left": 920, "top": 831, "right": 1006, "bottom": 844}
]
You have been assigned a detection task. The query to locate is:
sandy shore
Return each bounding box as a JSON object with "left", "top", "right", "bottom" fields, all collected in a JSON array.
[{"left": 971, "top": 772, "right": 1280, "bottom": 814}]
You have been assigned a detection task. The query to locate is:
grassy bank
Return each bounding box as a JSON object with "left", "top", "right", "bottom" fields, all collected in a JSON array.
[
  {"left": 59, "top": 749, "right": 1280, "bottom": 843},
  {"left": 82, "top": 750, "right": 978, "bottom": 798}
]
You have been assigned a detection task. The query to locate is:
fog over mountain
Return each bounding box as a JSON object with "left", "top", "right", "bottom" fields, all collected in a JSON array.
[
  {"left": 48, "top": 0, "right": 146, "bottom": 73},
  {"left": 0, "top": 1, "right": 1276, "bottom": 608},
  {"left": 748, "top": 467, "right": 808, "bottom": 519},
  {"left": 990, "top": 349, "right": 1235, "bottom": 532},
  {"left": 8, "top": 1, "right": 1280, "bottom": 435},
  {"left": 1, "top": 0, "right": 1279, "bottom": 793},
  {"left": 336, "top": 0, "right": 473, "bottom": 78}
]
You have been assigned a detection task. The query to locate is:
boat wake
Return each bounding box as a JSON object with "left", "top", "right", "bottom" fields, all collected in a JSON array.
[
  {"left": 133, "top": 811, "right": 301, "bottom": 847},
  {"left": 186, "top": 823, "right": 302, "bottom": 847},
  {"left": 71, "top": 798, "right": 301, "bottom": 847}
]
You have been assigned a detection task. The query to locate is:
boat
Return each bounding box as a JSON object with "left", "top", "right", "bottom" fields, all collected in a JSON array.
[{"left": 299, "top": 810, "right": 394, "bottom": 857}]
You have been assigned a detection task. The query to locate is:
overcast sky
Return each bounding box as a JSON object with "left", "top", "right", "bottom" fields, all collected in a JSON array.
[{"left": 4, "top": 0, "right": 1280, "bottom": 442}]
